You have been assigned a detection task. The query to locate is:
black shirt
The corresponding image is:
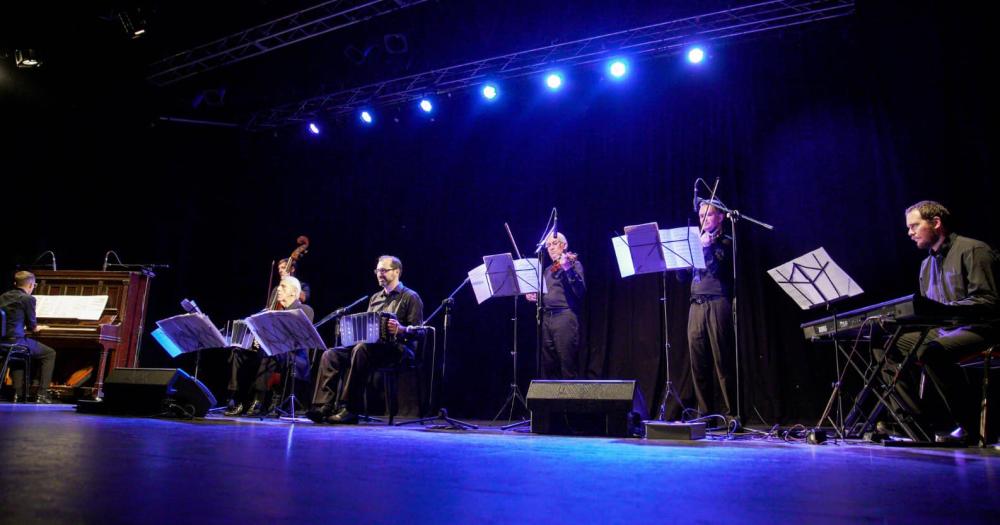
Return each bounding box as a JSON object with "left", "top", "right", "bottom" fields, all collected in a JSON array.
[
  {"left": 543, "top": 260, "right": 586, "bottom": 311},
  {"left": 368, "top": 282, "right": 424, "bottom": 342},
  {"left": 691, "top": 234, "right": 733, "bottom": 297},
  {"left": 0, "top": 288, "right": 36, "bottom": 340},
  {"left": 920, "top": 232, "right": 999, "bottom": 311},
  {"left": 287, "top": 300, "right": 315, "bottom": 322}
]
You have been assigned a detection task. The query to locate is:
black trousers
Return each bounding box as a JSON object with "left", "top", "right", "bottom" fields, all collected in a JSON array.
[
  {"left": 311, "top": 346, "right": 351, "bottom": 408},
  {"left": 313, "top": 342, "right": 407, "bottom": 413},
  {"left": 687, "top": 296, "right": 735, "bottom": 417},
  {"left": 228, "top": 348, "right": 309, "bottom": 399},
  {"left": 879, "top": 326, "right": 988, "bottom": 433},
  {"left": 541, "top": 309, "right": 580, "bottom": 379},
  {"left": 6, "top": 337, "right": 56, "bottom": 398}
]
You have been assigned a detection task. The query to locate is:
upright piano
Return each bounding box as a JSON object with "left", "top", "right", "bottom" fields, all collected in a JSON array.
[{"left": 32, "top": 270, "right": 152, "bottom": 400}]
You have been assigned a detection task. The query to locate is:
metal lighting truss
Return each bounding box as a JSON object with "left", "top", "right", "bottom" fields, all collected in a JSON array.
[
  {"left": 147, "top": 0, "right": 429, "bottom": 86},
  {"left": 247, "top": 0, "right": 854, "bottom": 129}
]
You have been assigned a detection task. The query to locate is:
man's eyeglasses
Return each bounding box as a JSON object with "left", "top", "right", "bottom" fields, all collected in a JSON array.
[{"left": 374, "top": 268, "right": 398, "bottom": 275}]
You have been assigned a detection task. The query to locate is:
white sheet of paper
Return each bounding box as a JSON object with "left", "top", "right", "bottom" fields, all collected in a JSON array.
[
  {"left": 768, "top": 247, "right": 863, "bottom": 310},
  {"left": 484, "top": 253, "right": 518, "bottom": 297},
  {"left": 245, "top": 309, "right": 326, "bottom": 357},
  {"left": 469, "top": 263, "right": 491, "bottom": 304},
  {"left": 34, "top": 295, "right": 109, "bottom": 321},
  {"left": 614, "top": 225, "right": 706, "bottom": 278},
  {"left": 660, "top": 226, "right": 706, "bottom": 270},
  {"left": 469, "top": 256, "right": 547, "bottom": 304},
  {"left": 154, "top": 313, "right": 227, "bottom": 354},
  {"left": 514, "top": 258, "right": 545, "bottom": 295}
]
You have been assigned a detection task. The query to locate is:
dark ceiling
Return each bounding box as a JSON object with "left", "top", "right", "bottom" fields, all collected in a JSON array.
[{"left": 2, "top": 1, "right": 751, "bottom": 126}]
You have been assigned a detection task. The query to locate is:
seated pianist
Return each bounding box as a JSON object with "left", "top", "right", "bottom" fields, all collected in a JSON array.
[{"left": 878, "top": 201, "right": 999, "bottom": 443}]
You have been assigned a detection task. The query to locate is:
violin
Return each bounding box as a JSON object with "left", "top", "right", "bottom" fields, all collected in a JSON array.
[
  {"left": 267, "top": 235, "right": 310, "bottom": 310},
  {"left": 550, "top": 251, "right": 578, "bottom": 273}
]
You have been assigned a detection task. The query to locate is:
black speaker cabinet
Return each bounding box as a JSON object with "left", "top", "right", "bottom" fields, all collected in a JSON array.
[
  {"left": 526, "top": 380, "right": 645, "bottom": 437},
  {"left": 82, "top": 368, "right": 217, "bottom": 417}
]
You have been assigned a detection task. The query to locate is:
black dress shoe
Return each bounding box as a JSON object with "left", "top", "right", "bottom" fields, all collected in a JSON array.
[
  {"left": 306, "top": 404, "right": 336, "bottom": 423},
  {"left": 245, "top": 400, "right": 264, "bottom": 417},
  {"left": 325, "top": 407, "right": 359, "bottom": 424},
  {"left": 35, "top": 394, "right": 54, "bottom": 404},
  {"left": 223, "top": 400, "right": 245, "bottom": 417},
  {"left": 11, "top": 394, "right": 21, "bottom": 403}
]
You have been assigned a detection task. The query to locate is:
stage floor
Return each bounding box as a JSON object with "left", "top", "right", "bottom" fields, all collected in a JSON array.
[{"left": 2, "top": 403, "right": 998, "bottom": 524}]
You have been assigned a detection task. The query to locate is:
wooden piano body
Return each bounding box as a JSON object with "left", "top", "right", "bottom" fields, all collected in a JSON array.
[{"left": 32, "top": 270, "right": 152, "bottom": 400}]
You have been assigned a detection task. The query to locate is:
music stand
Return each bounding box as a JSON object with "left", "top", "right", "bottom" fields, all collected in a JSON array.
[
  {"left": 153, "top": 313, "right": 228, "bottom": 380},
  {"left": 613, "top": 223, "right": 705, "bottom": 422},
  {"left": 245, "top": 309, "right": 327, "bottom": 423},
  {"left": 469, "top": 253, "right": 546, "bottom": 423},
  {"left": 769, "top": 247, "right": 863, "bottom": 439}
]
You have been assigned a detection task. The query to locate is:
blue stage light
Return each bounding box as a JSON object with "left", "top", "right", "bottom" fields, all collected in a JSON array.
[
  {"left": 609, "top": 60, "right": 627, "bottom": 79},
  {"left": 687, "top": 47, "right": 705, "bottom": 64},
  {"left": 419, "top": 99, "right": 433, "bottom": 113},
  {"left": 360, "top": 110, "right": 374, "bottom": 124},
  {"left": 545, "top": 73, "right": 563, "bottom": 90},
  {"left": 308, "top": 122, "right": 320, "bottom": 135},
  {"left": 482, "top": 84, "right": 498, "bottom": 100}
]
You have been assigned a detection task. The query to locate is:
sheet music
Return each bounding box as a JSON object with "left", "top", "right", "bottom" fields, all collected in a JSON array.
[
  {"left": 468, "top": 255, "right": 547, "bottom": 304},
  {"left": 613, "top": 225, "right": 706, "bottom": 278},
  {"left": 245, "top": 309, "right": 327, "bottom": 357},
  {"left": 660, "top": 226, "right": 706, "bottom": 270},
  {"left": 768, "top": 247, "right": 863, "bottom": 310},
  {"left": 34, "top": 295, "right": 109, "bottom": 321},
  {"left": 154, "top": 313, "right": 227, "bottom": 354}
]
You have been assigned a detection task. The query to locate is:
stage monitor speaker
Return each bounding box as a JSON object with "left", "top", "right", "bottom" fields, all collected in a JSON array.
[
  {"left": 526, "top": 380, "right": 645, "bottom": 437},
  {"left": 80, "top": 368, "right": 217, "bottom": 417}
]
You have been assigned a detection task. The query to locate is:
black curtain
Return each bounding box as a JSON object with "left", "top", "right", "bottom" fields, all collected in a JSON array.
[{"left": 4, "top": 2, "right": 995, "bottom": 421}]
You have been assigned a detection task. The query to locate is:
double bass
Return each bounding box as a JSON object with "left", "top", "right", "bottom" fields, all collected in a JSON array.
[{"left": 267, "top": 235, "right": 310, "bottom": 310}]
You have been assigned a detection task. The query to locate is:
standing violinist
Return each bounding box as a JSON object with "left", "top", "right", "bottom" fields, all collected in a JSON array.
[
  {"left": 685, "top": 198, "right": 737, "bottom": 424},
  {"left": 526, "top": 232, "right": 585, "bottom": 379}
]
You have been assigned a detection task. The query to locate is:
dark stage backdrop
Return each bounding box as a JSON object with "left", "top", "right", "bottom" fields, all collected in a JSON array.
[{"left": 4, "top": 3, "right": 995, "bottom": 422}]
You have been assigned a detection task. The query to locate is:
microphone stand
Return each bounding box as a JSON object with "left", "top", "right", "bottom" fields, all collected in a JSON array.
[
  {"left": 397, "top": 276, "right": 477, "bottom": 429},
  {"left": 695, "top": 189, "right": 773, "bottom": 424},
  {"left": 500, "top": 214, "right": 554, "bottom": 431}
]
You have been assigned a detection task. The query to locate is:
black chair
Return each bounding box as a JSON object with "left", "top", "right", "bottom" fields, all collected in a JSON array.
[
  {"left": 958, "top": 344, "right": 998, "bottom": 447},
  {"left": 0, "top": 309, "right": 32, "bottom": 401},
  {"left": 370, "top": 331, "right": 427, "bottom": 425}
]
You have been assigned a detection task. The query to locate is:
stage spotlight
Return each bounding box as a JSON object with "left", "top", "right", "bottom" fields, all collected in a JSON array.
[
  {"left": 360, "top": 110, "right": 374, "bottom": 125},
  {"left": 482, "top": 83, "right": 498, "bottom": 100},
  {"left": 308, "top": 122, "right": 321, "bottom": 135},
  {"left": 545, "top": 73, "right": 563, "bottom": 90},
  {"left": 14, "top": 49, "right": 42, "bottom": 69},
  {"left": 608, "top": 60, "right": 627, "bottom": 79},
  {"left": 118, "top": 8, "right": 148, "bottom": 39},
  {"left": 419, "top": 99, "right": 433, "bottom": 113},
  {"left": 687, "top": 46, "right": 705, "bottom": 64}
]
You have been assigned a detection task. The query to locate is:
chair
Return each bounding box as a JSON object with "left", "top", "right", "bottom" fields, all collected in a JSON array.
[
  {"left": 0, "top": 309, "right": 32, "bottom": 401},
  {"left": 370, "top": 331, "right": 427, "bottom": 425},
  {"left": 958, "top": 345, "right": 998, "bottom": 447}
]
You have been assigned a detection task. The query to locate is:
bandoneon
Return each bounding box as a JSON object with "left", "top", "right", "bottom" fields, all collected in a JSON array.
[
  {"left": 340, "top": 311, "right": 398, "bottom": 346},
  {"left": 224, "top": 319, "right": 255, "bottom": 350}
]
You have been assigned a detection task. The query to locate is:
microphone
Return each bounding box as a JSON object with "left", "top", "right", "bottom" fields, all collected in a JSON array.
[
  {"left": 693, "top": 179, "right": 700, "bottom": 213},
  {"left": 180, "top": 298, "right": 202, "bottom": 314},
  {"left": 553, "top": 207, "right": 558, "bottom": 240},
  {"left": 51, "top": 251, "right": 57, "bottom": 271},
  {"left": 405, "top": 325, "right": 434, "bottom": 335},
  {"left": 102, "top": 251, "right": 110, "bottom": 272}
]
